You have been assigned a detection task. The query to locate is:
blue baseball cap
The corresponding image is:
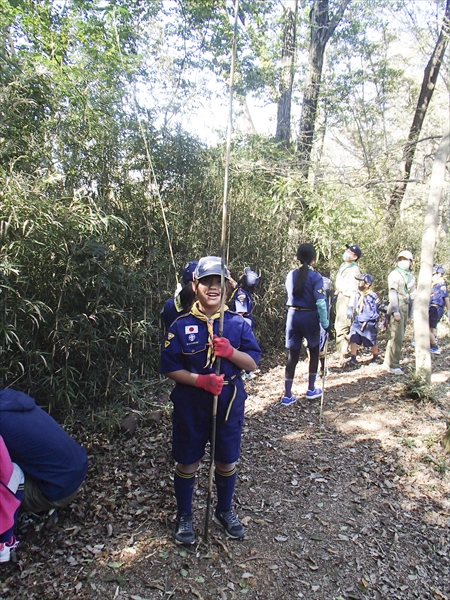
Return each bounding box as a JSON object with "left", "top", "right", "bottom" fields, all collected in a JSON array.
[
  {"left": 355, "top": 273, "right": 373, "bottom": 285},
  {"left": 181, "top": 261, "right": 198, "bottom": 285},
  {"left": 433, "top": 264, "right": 445, "bottom": 275},
  {"left": 194, "top": 256, "right": 230, "bottom": 280},
  {"left": 346, "top": 244, "right": 362, "bottom": 259},
  {"left": 244, "top": 267, "right": 259, "bottom": 287}
]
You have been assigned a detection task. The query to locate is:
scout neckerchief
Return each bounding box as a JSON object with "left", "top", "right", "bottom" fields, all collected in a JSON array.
[
  {"left": 228, "top": 286, "right": 238, "bottom": 304},
  {"left": 190, "top": 301, "right": 229, "bottom": 368},
  {"left": 394, "top": 266, "right": 412, "bottom": 296},
  {"left": 174, "top": 292, "right": 183, "bottom": 313},
  {"left": 356, "top": 288, "right": 372, "bottom": 313}
]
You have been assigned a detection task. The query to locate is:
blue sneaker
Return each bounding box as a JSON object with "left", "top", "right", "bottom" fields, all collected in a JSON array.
[
  {"left": 279, "top": 395, "right": 296, "bottom": 406},
  {"left": 430, "top": 346, "right": 441, "bottom": 354},
  {"left": 306, "top": 388, "right": 322, "bottom": 400}
]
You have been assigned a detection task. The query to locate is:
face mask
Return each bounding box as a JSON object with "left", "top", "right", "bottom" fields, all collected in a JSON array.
[
  {"left": 398, "top": 259, "right": 411, "bottom": 270},
  {"left": 343, "top": 251, "right": 352, "bottom": 262}
]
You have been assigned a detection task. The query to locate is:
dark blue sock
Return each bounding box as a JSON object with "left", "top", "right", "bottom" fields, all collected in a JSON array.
[
  {"left": 284, "top": 379, "right": 293, "bottom": 397},
  {"left": 174, "top": 467, "right": 195, "bottom": 515},
  {"left": 215, "top": 467, "right": 237, "bottom": 513}
]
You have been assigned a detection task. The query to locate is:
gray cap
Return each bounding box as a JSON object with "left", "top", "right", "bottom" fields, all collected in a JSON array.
[{"left": 194, "top": 256, "right": 230, "bottom": 280}]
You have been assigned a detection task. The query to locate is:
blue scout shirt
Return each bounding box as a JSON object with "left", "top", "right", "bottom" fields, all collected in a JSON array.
[
  {"left": 284, "top": 268, "right": 327, "bottom": 350},
  {"left": 160, "top": 310, "right": 261, "bottom": 379},
  {"left": 232, "top": 288, "right": 254, "bottom": 317},
  {"left": 285, "top": 268, "right": 326, "bottom": 308},
  {"left": 160, "top": 308, "right": 261, "bottom": 464},
  {"left": 232, "top": 288, "right": 254, "bottom": 328},
  {"left": 350, "top": 290, "right": 380, "bottom": 344},
  {"left": 0, "top": 388, "right": 88, "bottom": 502},
  {"left": 430, "top": 281, "right": 448, "bottom": 307}
]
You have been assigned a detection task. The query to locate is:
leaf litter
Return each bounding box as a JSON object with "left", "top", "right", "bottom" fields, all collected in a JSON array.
[{"left": 1, "top": 336, "right": 450, "bottom": 599}]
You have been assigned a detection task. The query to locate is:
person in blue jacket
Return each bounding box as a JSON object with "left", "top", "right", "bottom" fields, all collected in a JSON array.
[
  {"left": 160, "top": 256, "right": 261, "bottom": 546},
  {"left": 279, "top": 243, "right": 329, "bottom": 406},
  {"left": 231, "top": 267, "right": 260, "bottom": 380},
  {"left": 346, "top": 274, "right": 380, "bottom": 366},
  {"left": 231, "top": 267, "right": 259, "bottom": 328},
  {"left": 429, "top": 264, "right": 450, "bottom": 354},
  {"left": 0, "top": 388, "right": 88, "bottom": 514}
]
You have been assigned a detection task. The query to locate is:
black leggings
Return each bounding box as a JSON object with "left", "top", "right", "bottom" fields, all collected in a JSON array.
[{"left": 285, "top": 344, "right": 320, "bottom": 380}]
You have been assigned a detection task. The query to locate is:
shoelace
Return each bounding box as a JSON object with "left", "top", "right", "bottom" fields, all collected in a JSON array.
[
  {"left": 0, "top": 537, "right": 18, "bottom": 551},
  {"left": 224, "top": 509, "right": 240, "bottom": 528},
  {"left": 178, "top": 517, "right": 192, "bottom": 533},
  {"left": 7, "top": 537, "right": 19, "bottom": 550}
]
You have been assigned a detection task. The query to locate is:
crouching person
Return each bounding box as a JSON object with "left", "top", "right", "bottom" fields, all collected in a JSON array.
[
  {"left": 0, "top": 388, "right": 88, "bottom": 516},
  {"left": 0, "top": 435, "right": 24, "bottom": 562}
]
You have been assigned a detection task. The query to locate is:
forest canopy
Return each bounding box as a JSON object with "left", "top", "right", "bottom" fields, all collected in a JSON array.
[{"left": 0, "top": 0, "right": 449, "bottom": 412}]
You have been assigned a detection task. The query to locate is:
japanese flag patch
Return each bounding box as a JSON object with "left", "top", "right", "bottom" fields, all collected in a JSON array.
[{"left": 185, "top": 325, "right": 198, "bottom": 335}]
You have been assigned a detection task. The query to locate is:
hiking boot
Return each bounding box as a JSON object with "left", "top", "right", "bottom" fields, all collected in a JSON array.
[
  {"left": 174, "top": 513, "right": 195, "bottom": 546},
  {"left": 344, "top": 358, "right": 358, "bottom": 368},
  {"left": 0, "top": 536, "right": 19, "bottom": 563},
  {"left": 430, "top": 346, "right": 441, "bottom": 355},
  {"left": 306, "top": 388, "right": 322, "bottom": 400},
  {"left": 278, "top": 395, "right": 296, "bottom": 406},
  {"left": 213, "top": 508, "right": 245, "bottom": 539}
]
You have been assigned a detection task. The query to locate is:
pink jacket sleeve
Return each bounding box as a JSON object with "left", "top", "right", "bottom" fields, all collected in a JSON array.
[{"left": 0, "top": 435, "right": 21, "bottom": 536}]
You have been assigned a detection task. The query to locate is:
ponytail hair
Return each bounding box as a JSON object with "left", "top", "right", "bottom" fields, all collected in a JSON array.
[
  {"left": 293, "top": 243, "right": 316, "bottom": 298},
  {"left": 179, "top": 281, "right": 196, "bottom": 312}
]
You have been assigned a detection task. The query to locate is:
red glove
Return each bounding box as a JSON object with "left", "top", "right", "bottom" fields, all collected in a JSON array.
[
  {"left": 195, "top": 373, "right": 225, "bottom": 395},
  {"left": 213, "top": 335, "right": 234, "bottom": 359}
]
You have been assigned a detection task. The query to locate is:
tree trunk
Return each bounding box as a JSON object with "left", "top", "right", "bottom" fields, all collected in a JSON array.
[
  {"left": 388, "top": 0, "right": 450, "bottom": 216},
  {"left": 442, "top": 421, "right": 450, "bottom": 452},
  {"left": 276, "top": 0, "right": 298, "bottom": 147},
  {"left": 297, "top": 0, "right": 350, "bottom": 178},
  {"left": 414, "top": 131, "right": 450, "bottom": 382}
]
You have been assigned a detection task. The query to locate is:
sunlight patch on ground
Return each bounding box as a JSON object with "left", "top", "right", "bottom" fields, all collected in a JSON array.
[
  {"left": 283, "top": 431, "right": 311, "bottom": 443},
  {"left": 431, "top": 370, "right": 450, "bottom": 383},
  {"left": 328, "top": 410, "right": 403, "bottom": 439}
]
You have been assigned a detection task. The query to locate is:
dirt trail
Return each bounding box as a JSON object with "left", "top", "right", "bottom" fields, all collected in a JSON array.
[{"left": 1, "top": 340, "right": 450, "bottom": 600}]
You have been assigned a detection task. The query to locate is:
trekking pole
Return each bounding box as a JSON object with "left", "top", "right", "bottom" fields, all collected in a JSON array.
[
  {"left": 204, "top": 0, "right": 239, "bottom": 543},
  {"left": 319, "top": 240, "right": 333, "bottom": 431}
]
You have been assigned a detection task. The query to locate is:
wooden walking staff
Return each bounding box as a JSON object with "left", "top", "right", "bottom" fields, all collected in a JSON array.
[
  {"left": 319, "top": 239, "right": 333, "bottom": 431},
  {"left": 204, "top": 0, "right": 240, "bottom": 543}
]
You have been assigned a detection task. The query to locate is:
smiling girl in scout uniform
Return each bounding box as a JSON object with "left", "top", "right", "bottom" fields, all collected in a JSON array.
[{"left": 160, "top": 256, "right": 261, "bottom": 546}]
